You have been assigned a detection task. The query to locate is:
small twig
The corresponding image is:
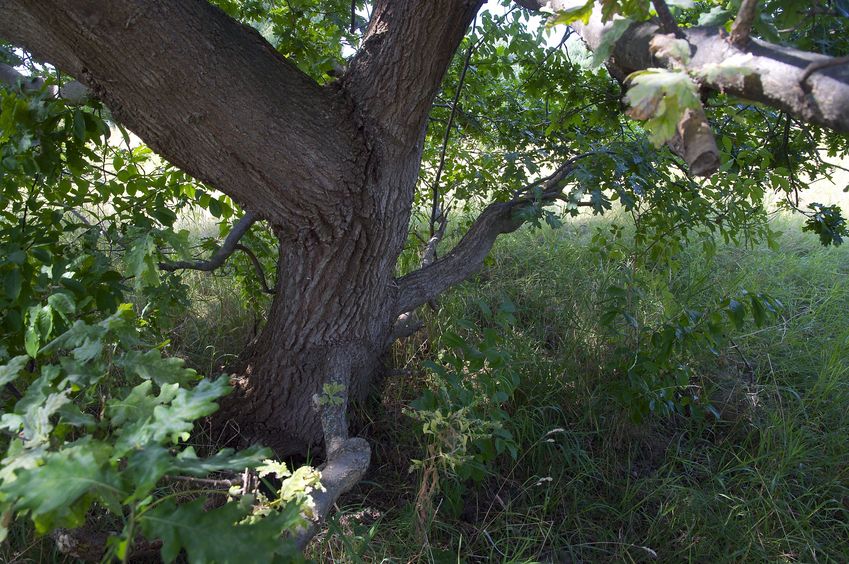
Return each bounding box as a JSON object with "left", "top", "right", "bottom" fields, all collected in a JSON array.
[
  {"left": 729, "top": 338, "right": 755, "bottom": 384},
  {"left": 350, "top": 0, "right": 357, "bottom": 33},
  {"left": 729, "top": 0, "right": 759, "bottom": 48},
  {"left": 167, "top": 475, "right": 236, "bottom": 487}
]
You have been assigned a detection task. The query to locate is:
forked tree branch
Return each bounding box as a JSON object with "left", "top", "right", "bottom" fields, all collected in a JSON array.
[
  {"left": 160, "top": 212, "right": 257, "bottom": 272},
  {"left": 160, "top": 213, "right": 274, "bottom": 294},
  {"left": 650, "top": 0, "right": 681, "bottom": 36},
  {"left": 395, "top": 154, "right": 594, "bottom": 315}
]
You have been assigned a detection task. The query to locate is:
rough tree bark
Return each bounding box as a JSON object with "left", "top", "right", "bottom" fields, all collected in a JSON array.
[{"left": 3, "top": 1, "right": 849, "bottom": 537}]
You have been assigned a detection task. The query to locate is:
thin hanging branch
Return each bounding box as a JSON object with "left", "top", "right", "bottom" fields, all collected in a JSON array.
[
  {"left": 159, "top": 212, "right": 275, "bottom": 293},
  {"left": 430, "top": 23, "right": 479, "bottom": 238},
  {"left": 729, "top": 0, "right": 759, "bottom": 48},
  {"left": 234, "top": 244, "right": 275, "bottom": 294}
]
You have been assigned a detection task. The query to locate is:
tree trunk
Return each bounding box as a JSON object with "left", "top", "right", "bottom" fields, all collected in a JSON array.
[{"left": 215, "top": 139, "right": 423, "bottom": 454}]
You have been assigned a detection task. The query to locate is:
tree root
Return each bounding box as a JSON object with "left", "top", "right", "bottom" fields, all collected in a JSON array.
[{"left": 293, "top": 437, "right": 372, "bottom": 550}]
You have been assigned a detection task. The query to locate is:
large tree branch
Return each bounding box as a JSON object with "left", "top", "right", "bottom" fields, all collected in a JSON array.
[
  {"left": 395, "top": 202, "right": 524, "bottom": 315},
  {"left": 0, "top": 0, "right": 362, "bottom": 230},
  {"left": 610, "top": 25, "right": 849, "bottom": 134},
  {"left": 343, "top": 0, "right": 484, "bottom": 145},
  {"left": 395, "top": 154, "right": 593, "bottom": 315},
  {"left": 517, "top": 2, "right": 849, "bottom": 135}
]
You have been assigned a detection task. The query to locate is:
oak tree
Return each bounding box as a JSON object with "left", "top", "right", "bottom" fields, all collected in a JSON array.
[{"left": 1, "top": 0, "right": 848, "bottom": 557}]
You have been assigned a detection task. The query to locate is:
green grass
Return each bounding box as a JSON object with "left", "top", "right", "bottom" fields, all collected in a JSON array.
[{"left": 310, "top": 213, "right": 849, "bottom": 563}]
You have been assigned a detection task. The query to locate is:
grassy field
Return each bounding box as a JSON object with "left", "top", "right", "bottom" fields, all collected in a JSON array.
[{"left": 305, "top": 210, "right": 849, "bottom": 563}]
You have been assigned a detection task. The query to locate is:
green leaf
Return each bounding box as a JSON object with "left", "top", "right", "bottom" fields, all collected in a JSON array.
[
  {"left": 545, "top": 0, "right": 594, "bottom": 26},
  {"left": 2, "top": 440, "right": 123, "bottom": 532},
  {"left": 590, "top": 17, "right": 633, "bottom": 68},
  {"left": 125, "top": 235, "right": 160, "bottom": 288},
  {"left": 153, "top": 378, "right": 230, "bottom": 442},
  {"left": 750, "top": 295, "right": 767, "bottom": 327},
  {"left": 119, "top": 350, "right": 199, "bottom": 387},
  {"left": 0, "top": 355, "right": 29, "bottom": 386},
  {"left": 24, "top": 328, "right": 40, "bottom": 358},
  {"left": 3, "top": 267, "right": 22, "bottom": 300},
  {"left": 72, "top": 110, "right": 86, "bottom": 141},
  {"left": 726, "top": 298, "right": 745, "bottom": 329},
  {"left": 694, "top": 54, "right": 755, "bottom": 83},
  {"left": 47, "top": 293, "right": 76, "bottom": 323},
  {"left": 624, "top": 68, "right": 700, "bottom": 146},
  {"left": 111, "top": 378, "right": 230, "bottom": 455},
  {"left": 33, "top": 305, "right": 53, "bottom": 342},
  {"left": 124, "top": 445, "right": 174, "bottom": 501},
  {"left": 140, "top": 498, "right": 302, "bottom": 564},
  {"left": 698, "top": 5, "right": 731, "bottom": 26},
  {"left": 175, "top": 445, "right": 271, "bottom": 476}
]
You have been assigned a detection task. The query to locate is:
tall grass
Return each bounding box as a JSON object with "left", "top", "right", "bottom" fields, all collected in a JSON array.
[{"left": 311, "top": 212, "right": 849, "bottom": 563}]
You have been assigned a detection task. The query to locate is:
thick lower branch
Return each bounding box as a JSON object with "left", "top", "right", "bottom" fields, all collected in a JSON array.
[
  {"left": 395, "top": 154, "right": 592, "bottom": 315},
  {"left": 295, "top": 350, "right": 371, "bottom": 548},
  {"left": 395, "top": 201, "right": 523, "bottom": 315},
  {"left": 0, "top": 0, "right": 362, "bottom": 227},
  {"left": 293, "top": 437, "right": 371, "bottom": 550},
  {"left": 572, "top": 12, "right": 849, "bottom": 134}
]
